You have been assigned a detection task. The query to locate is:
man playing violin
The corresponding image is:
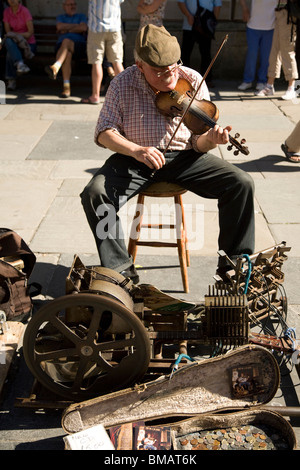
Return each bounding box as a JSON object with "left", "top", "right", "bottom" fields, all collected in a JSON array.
[{"left": 80, "top": 24, "right": 255, "bottom": 283}]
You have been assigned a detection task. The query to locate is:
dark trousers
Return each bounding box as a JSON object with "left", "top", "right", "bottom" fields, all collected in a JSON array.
[
  {"left": 80, "top": 149, "right": 255, "bottom": 272},
  {"left": 181, "top": 29, "right": 213, "bottom": 82}
]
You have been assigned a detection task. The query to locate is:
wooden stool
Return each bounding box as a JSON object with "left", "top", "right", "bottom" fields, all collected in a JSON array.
[{"left": 128, "top": 182, "right": 190, "bottom": 292}]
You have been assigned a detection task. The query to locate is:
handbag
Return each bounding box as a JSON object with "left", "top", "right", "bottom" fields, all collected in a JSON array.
[
  {"left": 0, "top": 228, "right": 38, "bottom": 321},
  {"left": 288, "top": 0, "right": 300, "bottom": 19},
  {"left": 192, "top": 0, "right": 217, "bottom": 39}
]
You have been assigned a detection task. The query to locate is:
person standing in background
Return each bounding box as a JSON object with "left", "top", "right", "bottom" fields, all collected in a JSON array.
[
  {"left": 295, "top": 16, "right": 300, "bottom": 72},
  {"left": 177, "top": 0, "right": 222, "bottom": 87},
  {"left": 255, "top": 0, "right": 298, "bottom": 100},
  {"left": 81, "top": 0, "right": 124, "bottom": 105},
  {"left": 238, "top": 0, "right": 278, "bottom": 91},
  {"left": 137, "top": 0, "right": 167, "bottom": 28}
]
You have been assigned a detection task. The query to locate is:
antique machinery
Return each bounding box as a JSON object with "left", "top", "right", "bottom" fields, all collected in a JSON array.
[
  {"left": 23, "top": 261, "right": 152, "bottom": 401},
  {"left": 23, "top": 243, "right": 299, "bottom": 402}
]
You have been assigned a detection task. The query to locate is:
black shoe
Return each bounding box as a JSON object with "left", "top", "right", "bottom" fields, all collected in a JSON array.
[
  {"left": 120, "top": 265, "right": 139, "bottom": 284},
  {"left": 215, "top": 265, "right": 234, "bottom": 283}
]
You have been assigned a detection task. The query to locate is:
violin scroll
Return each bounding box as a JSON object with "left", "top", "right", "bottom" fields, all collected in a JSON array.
[{"left": 227, "top": 133, "right": 249, "bottom": 156}]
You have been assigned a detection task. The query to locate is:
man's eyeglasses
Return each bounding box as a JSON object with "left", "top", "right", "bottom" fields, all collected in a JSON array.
[{"left": 155, "top": 59, "right": 183, "bottom": 78}]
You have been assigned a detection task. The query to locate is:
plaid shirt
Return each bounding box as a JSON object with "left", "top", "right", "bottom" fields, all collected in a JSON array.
[{"left": 95, "top": 65, "right": 211, "bottom": 152}]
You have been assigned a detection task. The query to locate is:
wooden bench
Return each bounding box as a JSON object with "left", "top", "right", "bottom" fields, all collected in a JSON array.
[
  {"left": 0, "top": 22, "right": 90, "bottom": 79},
  {"left": 34, "top": 23, "right": 59, "bottom": 55}
]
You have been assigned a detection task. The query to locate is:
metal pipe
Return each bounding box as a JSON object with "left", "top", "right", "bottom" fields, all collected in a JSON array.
[{"left": 264, "top": 406, "right": 300, "bottom": 417}]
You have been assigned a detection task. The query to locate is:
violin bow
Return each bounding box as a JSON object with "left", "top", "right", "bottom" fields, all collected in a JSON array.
[{"left": 163, "top": 34, "right": 229, "bottom": 155}]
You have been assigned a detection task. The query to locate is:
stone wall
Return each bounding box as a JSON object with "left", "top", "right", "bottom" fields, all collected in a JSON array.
[
  {"left": 23, "top": 0, "right": 249, "bottom": 78},
  {"left": 24, "top": 0, "right": 247, "bottom": 21}
]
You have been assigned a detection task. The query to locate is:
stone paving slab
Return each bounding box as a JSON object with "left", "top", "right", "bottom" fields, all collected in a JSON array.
[
  {"left": 27, "top": 120, "right": 105, "bottom": 160},
  {"left": 218, "top": 114, "right": 293, "bottom": 142},
  {"left": 213, "top": 98, "right": 284, "bottom": 116},
  {"left": 0, "top": 161, "right": 56, "bottom": 177},
  {"left": 0, "top": 177, "right": 61, "bottom": 235},
  {"left": 29, "top": 195, "right": 96, "bottom": 253},
  {"left": 254, "top": 179, "right": 300, "bottom": 225},
  {"left": 48, "top": 159, "right": 110, "bottom": 179},
  {"left": 4, "top": 102, "right": 101, "bottom": 123},
  {"left": 0, "top": 118, "right": 51, "bottom": 136},
  {"left": 0, "top": 120, "right": 52, "bottom": 160},
  {"left": 270, "top": 224, "right": 300, "bottom": 258}
]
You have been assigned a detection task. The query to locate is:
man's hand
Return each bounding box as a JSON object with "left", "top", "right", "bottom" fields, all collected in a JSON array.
[
  {"left": 133, "top": 147, "right": 166, "bottom": 169},
  {"left": 97, "top": 130, "right": 165, "bottom": 169},
  {"left": 207, "top": 124, "right": 232, "bottom": 146},
  {"left": 196, "top": 124, "right": 232, "bottom": 152}
]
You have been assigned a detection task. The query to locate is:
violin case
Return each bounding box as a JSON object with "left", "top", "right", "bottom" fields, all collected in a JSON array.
[{"left": 61, "top": 344, "right": 297, "bottom": 449}]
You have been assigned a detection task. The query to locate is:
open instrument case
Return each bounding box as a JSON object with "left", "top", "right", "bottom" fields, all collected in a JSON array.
[{"left": 61, "top": 344, "right": 297, "bottom": 450}]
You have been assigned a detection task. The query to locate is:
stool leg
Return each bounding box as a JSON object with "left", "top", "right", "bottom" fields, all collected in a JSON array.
[
  {"left": 178, "top": 194, "right": 190, "bottom": 267},
  {"left": 128, "top": 194, "right": 145, "bottom": 262},
  {"left": 175, "top": 195, "right": 189, "bottom": 293}
]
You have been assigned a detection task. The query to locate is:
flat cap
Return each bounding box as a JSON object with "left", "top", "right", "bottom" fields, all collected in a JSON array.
[{"left": 135, "top": 25, "right": 181, "bottom": 67}]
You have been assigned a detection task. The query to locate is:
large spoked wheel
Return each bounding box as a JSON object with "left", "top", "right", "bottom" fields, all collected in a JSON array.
[{"left": 23, "top": 293, "right": 151, "bottom": 401}]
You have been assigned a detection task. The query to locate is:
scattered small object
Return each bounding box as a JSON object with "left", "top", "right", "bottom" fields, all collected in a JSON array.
[{"left": 176, "top": 424, "right": 289, "bottom": 450}]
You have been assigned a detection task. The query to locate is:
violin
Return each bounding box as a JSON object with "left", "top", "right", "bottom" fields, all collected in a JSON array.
[{"left": 155, "top": 78, "right": 249, "bottom": 156}]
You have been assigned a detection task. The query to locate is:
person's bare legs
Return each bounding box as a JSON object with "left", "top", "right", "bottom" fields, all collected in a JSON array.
[
  {"left": 82, "top": 61, "right": 124, "bottom": 104},
  {"left": 81, "top": 63, "right": 103, "bottom": 104},
  {"left": 45, "top": 38, "right": 74, "bottom": 82},
  {"left": 56, "top": 39, "right": 74, "bottom": 67},
  {"left": 112, "top": 61, "right": 124, "bottom": 75},
  {"left": 92, "top": 63, "right": 103, "bottom": 101},
  {"left": 83, "top": 62, "right": 124, "bottom": 104},
  {"left": 61, "top": 51, "right": 72, "bottom": 80},
  {"left": 60, "top": 50, "right": 72, "bottom": 97}
]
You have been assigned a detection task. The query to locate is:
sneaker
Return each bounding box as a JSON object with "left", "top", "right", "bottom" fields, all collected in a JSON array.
[
  {"left": 238, "top": 82, "right": 253, "bottom": 91},
  {"left": 16, "top": 62, "right": 30, "bottom": 75},
  {"left": 255, "top": 84, "right": 275, "bottom": 96},
  {"left": 256, "top": 82, "right": 266, "bottom": 91},
  {"left": 281, "top": 89, "right": 297, "bottom": 100},
  {"left": 215, "top": 265, "right": 234, "bottom": 283},
  {"left": 7, "top": 79, "right": 16, "bottom": 90}
]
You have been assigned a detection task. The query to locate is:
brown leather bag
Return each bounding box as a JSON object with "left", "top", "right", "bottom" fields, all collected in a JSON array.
[{"left": 0, "top": 228, "right": 37, "bottom": 321}]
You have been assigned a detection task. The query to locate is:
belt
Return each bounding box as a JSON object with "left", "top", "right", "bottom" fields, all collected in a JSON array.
[{"left": 275, "top": 6, "right": 287, "bottom": 11}]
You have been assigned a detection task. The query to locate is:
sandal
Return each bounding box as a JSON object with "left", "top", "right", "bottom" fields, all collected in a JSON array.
[
  {"left": 44, "top": 64, "right": 57, "bottom": 80},
  {"left": 281, "top": 143, "right": 300, "bottom": 163},
  {"left": 80, "top": 97, "right": 100, "bottom": 105}
]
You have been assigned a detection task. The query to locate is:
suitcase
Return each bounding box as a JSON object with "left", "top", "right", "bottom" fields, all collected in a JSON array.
[{"left": 61, "top": 344, "right": 297, "bottom": 449}]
